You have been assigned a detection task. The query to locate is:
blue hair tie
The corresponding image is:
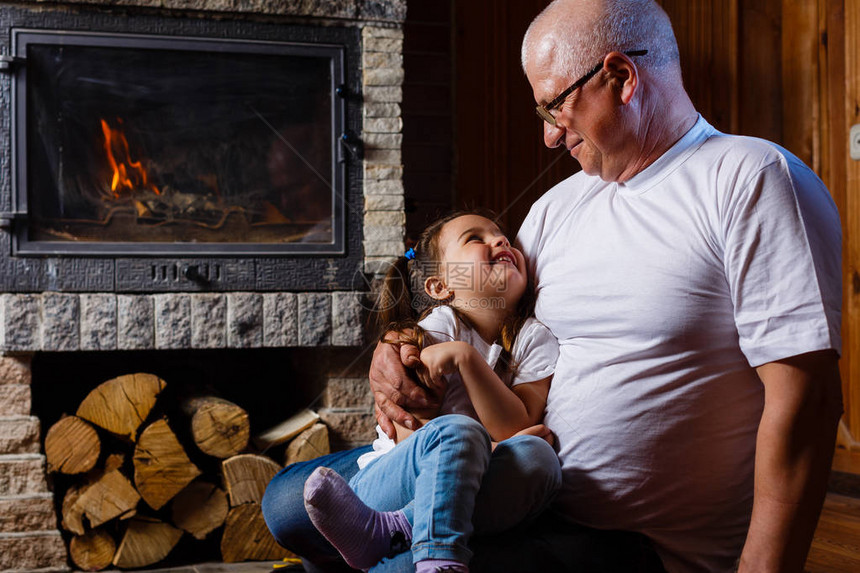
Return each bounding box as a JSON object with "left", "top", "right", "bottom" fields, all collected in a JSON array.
[{"left": 404, "top": 248, "right": 416, "bottom": 260}]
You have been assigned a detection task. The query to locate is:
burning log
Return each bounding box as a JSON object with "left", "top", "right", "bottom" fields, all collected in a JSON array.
[
  {"left": 69, "top": 529, "right": 116, "bottom": 572},
  {"left": 221, "top": 454, "right": 281, "bottom": 506},
  {"left": 77, "top": 373, "right": 166, "bottom": 440},
  {"left": 112, "top": 517, "right": 182, "bottom": 569},
  {"left": 45, "top": 415, "right": 101, "bottom": 475},
  {"left": 133, "top": 419, "right": 202, "bottom": 511},
  {"left": 221, "top": 503, "right": 295, "bottom": 563},
  {"left": 181, "top": 396, "right": 250, "bottom": 459},
  {"left": 170, "top": 481, "right": 229, "bottom": 540}
]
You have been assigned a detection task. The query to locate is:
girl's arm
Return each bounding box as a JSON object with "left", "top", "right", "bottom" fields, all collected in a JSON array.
[{"left": 419, "top": 341, "right": 550, "bottom": 441}]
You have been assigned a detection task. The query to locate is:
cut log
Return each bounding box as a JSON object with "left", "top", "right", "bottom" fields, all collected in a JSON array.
[
  {"left": 45, "top": 415, "right": 101, "bottom": 475},
  {"left": 69, "top": 529, "right": 116, "bottom": 571},
  {"left": 112, "top": 517, "right": 182, "bottom": 569},
  {"left": 285, "top": 423, "right": 330, "bottom": 466},
  {"left": 253, "top": 408, "right": 320, "bottom": 450},
  {"left": 61, "top": 483, "right": 86, "bottom": 535},
  {"left": 134, "top": 419, "right": 202, "bottom": 510},
  {"left": 64, "top": 469, "right": 140, "bottom": 533},
  {"left": 77, "top": 373, "right": 166, "bottom": 440},
  {"left": 222, "top": 454, "right": 281, "bottom": 506},
  {"left": 182, "top": 396, "right": 250, "bottom": 458},
  {"left": 221, "top": 503, "right": 295, "bottom": 563},
  {"left": 171, "top": 481, "right": 229, "bottom": 540}
]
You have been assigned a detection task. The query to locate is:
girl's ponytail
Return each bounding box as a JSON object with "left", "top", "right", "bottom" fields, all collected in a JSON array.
[{"left": 374, "top": 254, "right": 415, "bottom": 336}]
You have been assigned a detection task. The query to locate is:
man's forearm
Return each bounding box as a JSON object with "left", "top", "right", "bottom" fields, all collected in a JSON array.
[{"left": 738, "top": 352, "right": 842, "bottom": 573}]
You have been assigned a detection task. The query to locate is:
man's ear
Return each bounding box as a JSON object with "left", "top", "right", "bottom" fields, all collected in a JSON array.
[
  {"left": 425, "top": 276, "right": 452, "bottom": 301},
  {"left": 604, "top": 52, "right": 638, "bottom": 105}
]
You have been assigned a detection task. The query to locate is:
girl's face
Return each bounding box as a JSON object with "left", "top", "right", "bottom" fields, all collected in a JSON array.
[{"left": 428, "top": 215, "right": 528, "bottom": 312}]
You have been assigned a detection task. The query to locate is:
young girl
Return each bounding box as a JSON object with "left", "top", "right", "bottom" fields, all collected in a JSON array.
[{"left": 303, "top": 211, "right": 561, "bottom": 573}]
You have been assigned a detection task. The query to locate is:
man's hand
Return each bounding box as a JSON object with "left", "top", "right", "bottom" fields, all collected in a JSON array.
[{"left": 369, "top": 331, "right": 439, "bottom": 439}]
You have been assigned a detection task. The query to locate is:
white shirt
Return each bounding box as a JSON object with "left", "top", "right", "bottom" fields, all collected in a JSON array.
[{"left": 516, "top": 116, "right": 841, "bottom": 573}]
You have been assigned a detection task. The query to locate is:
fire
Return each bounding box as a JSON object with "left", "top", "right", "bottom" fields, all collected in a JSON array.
[{"left": 100, "top": 118, "right": 160, "bottom": 197}]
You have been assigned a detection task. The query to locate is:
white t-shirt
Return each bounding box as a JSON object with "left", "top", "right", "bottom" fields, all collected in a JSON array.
[
  {"left": 516, "top": 116, "right": 841, "bottom": 573},
  {"left": 358, "top": 305, "right": 559, "bottom": 469}
]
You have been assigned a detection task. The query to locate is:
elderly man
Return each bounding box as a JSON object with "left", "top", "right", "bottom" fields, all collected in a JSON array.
[{"left": 263, "top": 1, "right": 843, "bottom": 572}]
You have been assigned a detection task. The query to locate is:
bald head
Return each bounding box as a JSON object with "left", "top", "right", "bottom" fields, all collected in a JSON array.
[{"left": 522, "top": 0, "right": 681, "bottom": 83}]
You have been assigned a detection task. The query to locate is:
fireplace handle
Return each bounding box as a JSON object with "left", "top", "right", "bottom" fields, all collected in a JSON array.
[
  {"left": 0, "top": 55, "right": 25, "bottom": 72},
  {"left": 0, "top": 211, "right": 26, "bottom": 230}
]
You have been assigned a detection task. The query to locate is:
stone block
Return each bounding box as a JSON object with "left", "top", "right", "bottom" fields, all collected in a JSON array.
[
  {"left": 363, "top": 257, "right": 398, "bottom": 276},
  {"left": 0, "top": 530, "right": 68, "bottom": 570},
  {"left": 298, "top": 293, "right": 332, "bottom": 347},
  {"left": 364, "top": 225, "right": 404, "bottom": 242},
  {"left": 364, "top": 86, "right": 402, "bottom": 103},
  {"left": 364, "top": 132, "right": 403, "bottom": 149},
  {"left": 365, "top": 194, "right": 405, "bottom": 211},
  {"left": 1, "top": 295, "right": 41, "bottom": 352},
  {"left": 0, "top": 385, "right": 30, "bottom": 417},
  {"left": 332, "top": 292, "right": 365, "bottom": 347},
  {"left": 0, "top": 417, "right": 40, "bottom": 455},
  {"left": 363, "top": 51, "right": 401, "bottom": 70},
  {"left": 227, "top": 293, "right": 264, "bottom": 348},
  {"left": 360, "top": 1, "right": 406, "bottom": 22},
  {"left": 191, "top": 293, "right": 227, "bottom": 349},
  {"left": 364, "top": 163, "right": 403, "bottom": 181},
  {"left": 364, "top": 68, "right": 405, "bottom": 87},
  {"left": 117, "top": 295, "right": 154, "bottom": 350},
  {"left": 155, "top": 294, "right": 192, "bottom": 349},
  {"left": 365, "top": 211, "right": 405, "bottom": 227},
  {"left": 0, "top": 455, "right": 48, "bottom": 495},
  {"left": 364, "top": 239, "right": 405, "bottom": 257},
  {"left": 263, "top": 293, "right": 298, "bottom": 347},
  {"left": 80, "top": 294, "right": 117, "bottom": 351},
  {"left": 323, "top": 378, "right": 373, "bottom": 409},
  {"left": 363, "top": 26, "right": 405, "bottom": 40},
  {"left": 318, "top": 409, "right": 376, "bottom": 444},
  {"left": 364, "top": 179, "right": 404, "bottom": 195},
  {"left": 364, "top": 117, "right": 403, "bottom": 133},
  {"left": 0, "top": 493, "right": 57, "bottom": 533},
  {"left": 364, "top": 37, "right": 403, "bottom": 53},
  {"left": 41, "top": 293, "right": 80, "bottom": 352},
  {"left": 0, "top": 356, "right": 31, "bottom": 386},
  {"left": 364, "top": 102, "right": 401, "bottom": 118}
]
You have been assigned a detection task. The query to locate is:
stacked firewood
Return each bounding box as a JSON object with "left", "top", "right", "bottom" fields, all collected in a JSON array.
[{"left": 44, "top": 373, "right": 330, "bottom": 570}]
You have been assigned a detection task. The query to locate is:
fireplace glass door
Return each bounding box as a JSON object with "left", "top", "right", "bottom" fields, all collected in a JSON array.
[{"left": 12, "top": 30, "right": 347, "bottom": 255}]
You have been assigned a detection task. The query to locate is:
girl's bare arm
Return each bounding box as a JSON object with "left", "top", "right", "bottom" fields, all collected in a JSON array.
[{"left": 420, "top": 341, "right": 550, "bottom": 441}]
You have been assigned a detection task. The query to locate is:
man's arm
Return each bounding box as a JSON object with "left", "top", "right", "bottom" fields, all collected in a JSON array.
[
  {"left": 738, "top": 349, "right": 843, "bottom": 573},
  {"left": 368, "top": 336, "right": 438, "bottom": 438}
]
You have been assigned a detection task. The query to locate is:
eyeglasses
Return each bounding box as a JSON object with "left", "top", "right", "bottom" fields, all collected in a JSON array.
[{"left": 535, "top": 49, "right": 648, "bottom": 126}]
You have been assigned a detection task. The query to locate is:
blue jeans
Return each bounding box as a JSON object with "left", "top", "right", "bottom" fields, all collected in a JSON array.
[
  {"left": 262, "top": 414, "right": 561, "bottom": 572},
  {"left": 351, "top": 415, "right": 561, "bottom": 568}
]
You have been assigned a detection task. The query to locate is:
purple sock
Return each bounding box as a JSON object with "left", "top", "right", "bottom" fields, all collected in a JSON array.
[
  {"left": 304, "top": 466, "right": 412, "bottom": 571},
  {"left": 415, "top": 559, "right": 469, "bottom": 573}
]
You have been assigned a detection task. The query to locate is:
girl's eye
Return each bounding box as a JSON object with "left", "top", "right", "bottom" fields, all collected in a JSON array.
[{"left": 467, "top": 235, "right": 482, "bottom": 243}]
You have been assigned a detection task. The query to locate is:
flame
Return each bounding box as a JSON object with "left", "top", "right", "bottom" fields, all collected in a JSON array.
[{"left": 100, "top": 118, "right": 160, "bottom": 197}]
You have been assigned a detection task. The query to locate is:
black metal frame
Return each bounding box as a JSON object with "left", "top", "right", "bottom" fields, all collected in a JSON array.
[
  {"left": 0, "top": 6, "right": 365, "bottom": 292},
  {"left": 12, "top": 29, "right": 347, "bottom": 257}
]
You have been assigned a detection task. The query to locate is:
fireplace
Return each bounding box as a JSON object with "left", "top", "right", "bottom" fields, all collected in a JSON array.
[
  {"left": 15, "top": 29, "right": 347, "bottom": 256},
  {"left": 0, "top": 0, "right": 406, "bottom": 570}
]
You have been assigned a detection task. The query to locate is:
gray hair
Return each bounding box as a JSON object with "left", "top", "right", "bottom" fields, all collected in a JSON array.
[{"left": 522, "top": 0, "right": 680, "bottom": 82}]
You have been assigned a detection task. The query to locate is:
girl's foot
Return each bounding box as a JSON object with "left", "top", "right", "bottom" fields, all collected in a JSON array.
[{"left": 304, "top": 466, "right": 412, "bottom": 571}]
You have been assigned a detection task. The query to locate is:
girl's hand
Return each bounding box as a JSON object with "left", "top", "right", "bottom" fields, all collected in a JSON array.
[
  {"left": 418, "top": 341, "right": 475, "bottom": 395},
  {"left": 512, "top": 424, "right": 555, "bottom": 447}
]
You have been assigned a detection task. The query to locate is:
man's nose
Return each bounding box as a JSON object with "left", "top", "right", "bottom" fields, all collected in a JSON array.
[{"left": 543, "top": 121, "right": 564, "bottom": 149}]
